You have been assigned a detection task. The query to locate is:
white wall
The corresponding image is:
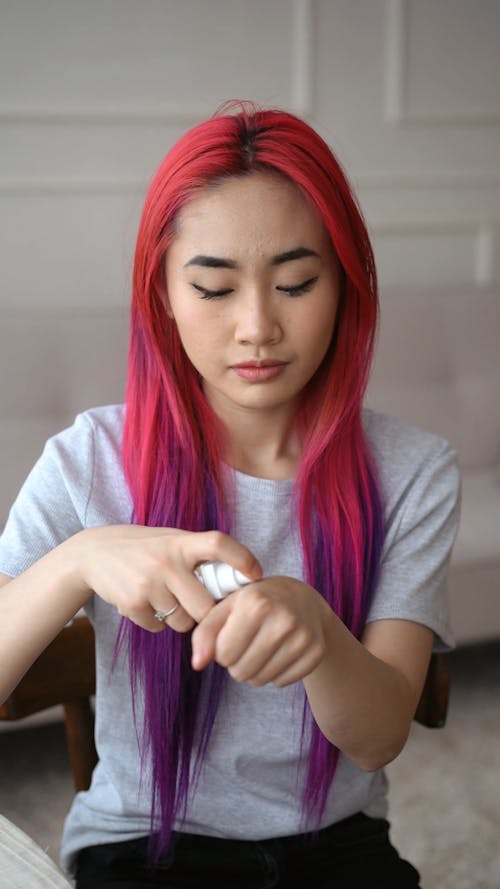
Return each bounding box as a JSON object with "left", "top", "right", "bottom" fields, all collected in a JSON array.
[{"left": 1, "top": 0, "right": 498, "bottom": 311}]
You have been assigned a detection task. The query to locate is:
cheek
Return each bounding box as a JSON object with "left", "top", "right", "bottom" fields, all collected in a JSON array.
[
  {"left": 178, "top": 305, "right": 231, "bottom": 345},
  {"left": 173, "top": 314, "right": 219, "bottom": 373},
  {"left": 177, "top": 326, "right": 206, "bottom": 361},
  {"left": 302, "top": 302, "right": 337, "bottom": 359}
]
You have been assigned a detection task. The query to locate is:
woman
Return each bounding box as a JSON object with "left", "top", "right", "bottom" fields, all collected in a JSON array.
[{"left": 0, "top": 104, "right": 459, "bottom": 888}]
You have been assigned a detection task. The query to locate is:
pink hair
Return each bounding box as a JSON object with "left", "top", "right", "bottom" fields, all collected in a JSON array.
[{"left": 118, "top": 102, "right": 384, "bottom": 856}]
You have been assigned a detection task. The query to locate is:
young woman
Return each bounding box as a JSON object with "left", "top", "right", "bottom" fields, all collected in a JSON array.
[{"left": 0, "top": 104, "right": 459, "bottom": 888}]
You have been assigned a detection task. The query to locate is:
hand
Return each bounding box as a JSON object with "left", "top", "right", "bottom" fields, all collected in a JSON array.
[
  {"left": 191, "top": 576, "right": 329, "bottom": 687},
  {"left": 67, "top": 525, "right": 261, "bottom": 633}
]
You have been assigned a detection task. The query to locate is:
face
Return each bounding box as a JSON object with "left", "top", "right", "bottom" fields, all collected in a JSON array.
[{"left": 165, "top": 172, "right": 340, "bottom": 424}]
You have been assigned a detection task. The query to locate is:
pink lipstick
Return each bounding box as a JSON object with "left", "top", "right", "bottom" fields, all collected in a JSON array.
[{"left": 232, "top": 360, "right": 287, "bottom": 382}]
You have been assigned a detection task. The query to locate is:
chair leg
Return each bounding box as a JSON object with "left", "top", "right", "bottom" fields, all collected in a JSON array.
[
  {"left": 63, "top": 698, "right": 98, "bottom": 792},
  {"left": 414, "top": 652, "right": 450, "bottom": 728}
]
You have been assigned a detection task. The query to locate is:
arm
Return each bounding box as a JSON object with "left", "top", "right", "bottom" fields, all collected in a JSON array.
[
  {"left": 302, "top": 611, "right": 434, "bottom": 770},
  {"left": 191, "top": 577, "right": 432, "bottom": 771},
  {"left": 0, "top": 551, "right": 92, "bottom": 705},
  {"left": 0, "top": 526, "right": 261, "bottom": 706}
]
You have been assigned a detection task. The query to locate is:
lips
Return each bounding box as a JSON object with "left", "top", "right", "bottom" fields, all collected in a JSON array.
[{"left": 231, "top": 360, "right": 288, "bottom": 382}]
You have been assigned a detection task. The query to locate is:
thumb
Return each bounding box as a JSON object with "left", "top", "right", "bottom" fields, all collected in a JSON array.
[{"left": 191, "top": 598, "right": 232, "bottom": 671}]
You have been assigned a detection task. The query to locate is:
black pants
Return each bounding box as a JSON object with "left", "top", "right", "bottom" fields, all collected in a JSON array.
[{"left": 75, "top": 813, "right": 421, "bottom": 889}]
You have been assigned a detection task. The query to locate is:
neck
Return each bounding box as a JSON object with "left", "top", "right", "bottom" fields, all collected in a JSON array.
[{"left": 208, "top": 397, "right": 301, "bottom": 480}]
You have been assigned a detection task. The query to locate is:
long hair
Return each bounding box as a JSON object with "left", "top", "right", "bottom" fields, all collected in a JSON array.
[{"left": 118, "top": 102, "right": 384, "bottom": 856}]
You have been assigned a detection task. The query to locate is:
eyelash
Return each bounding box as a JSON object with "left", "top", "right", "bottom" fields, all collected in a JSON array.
[
  {"left": 192, "top": 284, "right": 233, "bottom": 300},
  {"left": 276, "top": 276, "right": 318, "bottom": 297},
  {"left": 192, "top": 276, "right": 318, "bottom": 300}
]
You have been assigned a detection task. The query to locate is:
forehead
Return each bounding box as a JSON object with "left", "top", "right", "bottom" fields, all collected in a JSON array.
[{"left": 169, "top": 171, "right": 330, "bottom": 261}]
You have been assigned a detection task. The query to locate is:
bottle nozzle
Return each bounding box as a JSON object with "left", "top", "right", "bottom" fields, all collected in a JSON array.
[{"left": 194, "top": 561, "right": 252, "bottom": 600}]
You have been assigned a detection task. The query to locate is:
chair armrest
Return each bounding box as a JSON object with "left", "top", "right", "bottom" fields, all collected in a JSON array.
[
  {"left": 0, "top": 617, "right": 96, "bottom": 720},
  {"left": 414, "top": 652, "right": 450, "bottom": 728}
]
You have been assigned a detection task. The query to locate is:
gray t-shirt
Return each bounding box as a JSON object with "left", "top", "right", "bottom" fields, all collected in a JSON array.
[{"left": 0, "top": 405, "right": 460, "bottom": 875}]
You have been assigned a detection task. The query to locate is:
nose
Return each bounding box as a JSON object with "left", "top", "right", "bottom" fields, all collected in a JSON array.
[{"left": 234, "top": 291, "right": 282, "bottom": 346}]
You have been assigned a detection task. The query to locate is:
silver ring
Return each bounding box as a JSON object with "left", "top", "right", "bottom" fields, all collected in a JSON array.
[{"left": 154, "top": 603, "right": 179, "bottom": 623}]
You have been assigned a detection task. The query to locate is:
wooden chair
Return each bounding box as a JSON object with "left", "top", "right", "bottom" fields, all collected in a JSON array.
[
  {"left": 414, "top": 650, "right": 450, "bottom": 729},
  {"left": 0, "top": 618, "right": 450, "bottom": 793},
  {"left": 0, "top": 617, "right": 97, "bottom": 792}
]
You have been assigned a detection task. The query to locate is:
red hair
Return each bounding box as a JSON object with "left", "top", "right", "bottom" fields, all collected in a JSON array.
[{"left": 120, "top": 102, "right": 384, "bottom": 856}]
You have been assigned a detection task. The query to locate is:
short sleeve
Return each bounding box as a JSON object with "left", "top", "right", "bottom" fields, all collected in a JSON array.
[
  {"left": 0, "top": 412, "right": 96, "bottom": 578},
  {"left": 367, "top": 438, "right": 461, "bottom": 650}
]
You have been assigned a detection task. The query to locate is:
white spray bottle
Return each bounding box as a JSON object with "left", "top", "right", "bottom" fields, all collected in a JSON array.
[{"left": 194, "top": 561, "right": 253, "bottom": 600}]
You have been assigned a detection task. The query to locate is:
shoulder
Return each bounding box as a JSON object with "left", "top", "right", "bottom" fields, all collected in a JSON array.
[
  {"left": 46, "top": 404, "right": 125, "bottom": 458},
  {"left": 36, "top": 404, "right": 126, "bottom": 498},
  {"left": 62, "top": 403, "right": 124, "bottom": 441},
  {"left": 76, "top": 403, "right": 125, "bottom": 451},
  {"left": 35, "top": 403, "right": 129, "bottom": 522},
  {"left": 0, "top": 405, "right": 129, "bottom": 576},
  {"left": 362, "top": 409, "right": 459, "bottom": 491},
  {"left": 362, "top": 408, "right": 455, "bottom": 467},
  {"left": 363, "top": 411, "right": 460, "bottom": 647},
  {"left": 362, "top": 409, "right": 460, "bottom": 528}
]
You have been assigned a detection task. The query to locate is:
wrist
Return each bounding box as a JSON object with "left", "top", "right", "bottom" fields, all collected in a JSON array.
[{"left": 54, "top": 530, "right": 94, "bottom": 607}]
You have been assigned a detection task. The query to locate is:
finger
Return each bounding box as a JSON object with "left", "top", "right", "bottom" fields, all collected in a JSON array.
[
  {"left": 219, "top": 598, "right": 300, "bottom": 680},
  {"left": 194, "top": 531, "right": 263, "bottom": 582},
  {"left": 166, "top": 532, "right": 263, "bottom": 623},
  {"left": 223, "top": 627, "right": 291, "bottom": 683},
  {"left": 165, "top": 571, "right": 219, "bottom": 624},
  {"left": 124, "top": 607, "right": 193, "bottom": 634},
  {"left": 151, "top": 585, "right": 193, "bottom": 633},
  {"left": 163, "top": 607, "right": 196, "bottom": 633},
  {"left": 266, "top": 648, "right": 325, "bottom": 687},
  {"left": 191, "top": 598, "right": 234, "bottom": 670},
  {"left": 118, "top": 603, "right": 171, "bottom": 633},
  {"left": 152, "top": 599, "right": 180, "bottom": 623},
  {"left": 230, "top": 631, "right": 304, "bottom": 684},
  {"left": 152, "top": 601, "right": 195, "bottom": 634},
  {"left": 245, "top": 636, "right": 324, "bottom": 687}
]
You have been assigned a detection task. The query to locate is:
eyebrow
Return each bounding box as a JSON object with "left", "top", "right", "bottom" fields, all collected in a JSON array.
[
  {"left": 184, "top": 254, "right": 237, "bottom": 269},
  {"left": 271, "top": 247, "right": 320, "bottom": 266},
  {"left": 184, "top": 246, "right": 320, "bottom": 270}
]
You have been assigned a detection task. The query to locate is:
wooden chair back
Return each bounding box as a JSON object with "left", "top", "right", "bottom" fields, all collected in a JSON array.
[{"left": 0, "top": 617, "right": 97, "bottom": 791}]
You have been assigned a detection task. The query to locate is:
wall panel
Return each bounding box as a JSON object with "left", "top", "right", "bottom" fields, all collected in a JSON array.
[
  {"left": 0, "top": 1, "right": 499, "bottom": 314},
  {"left": 0, "top": 0, "right": 310, "bottom": 114}
]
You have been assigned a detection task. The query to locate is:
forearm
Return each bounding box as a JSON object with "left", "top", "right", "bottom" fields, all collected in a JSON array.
[
  {"left": 0, "top": 535, "right": 91, "bottom": 705},
  {"left": 302, "top": 609, "right": 417, "bottom": 771},
  {"left": 0, "top": 525, "right": 260, "bottom": 705}
]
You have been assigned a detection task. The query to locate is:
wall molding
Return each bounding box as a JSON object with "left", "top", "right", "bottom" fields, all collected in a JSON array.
[
  {"left": 475, "top": 225, "right": 497, "bottom": 287},
  {"left": 384, "top": 0, "right": 500, "bottom": 125},
  {"left": 371, "top": 218, "right": 498, "bottom": 287},
  {"left": 0, "top": 105, "right": 213, "bottom": 126},
  {"left": 0, "top": 1, "right": 315, "bottom": 125},
  {"left": 290, "top": 0, "right": 315, "bottom": 116},
  {"left": 384, "top": 0, "right": 408, "bottom": 123},
  {"left": 0, "top": 0, "right": 317, "bottom": 195},
  {"left": 357, "top": 171, "right": 500, "bottom": 189},
  {"left": 0, "top": 177, "right": 146, "bottom": 194},
  {"left": 372, "top": 219, "right": 480, "bottom": 235},
  {"left": 2, "top": 170, "right": 500, "bottom": 196}
]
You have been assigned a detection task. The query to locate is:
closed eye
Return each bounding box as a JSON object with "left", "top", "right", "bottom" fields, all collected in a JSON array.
[
  {"left": 276, "top": 276, "right": 318, "bottom": 297},
  {"left": 191, "top": 283, "right": 234, "bottom": 299}
]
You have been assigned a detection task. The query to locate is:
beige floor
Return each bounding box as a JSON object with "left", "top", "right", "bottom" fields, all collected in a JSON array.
[
  {"left": 0, "top": 642, "right": 499, "bottom": 889},
  {"left": 388, "top": 641, "right": 500, "bottom": 889}
]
